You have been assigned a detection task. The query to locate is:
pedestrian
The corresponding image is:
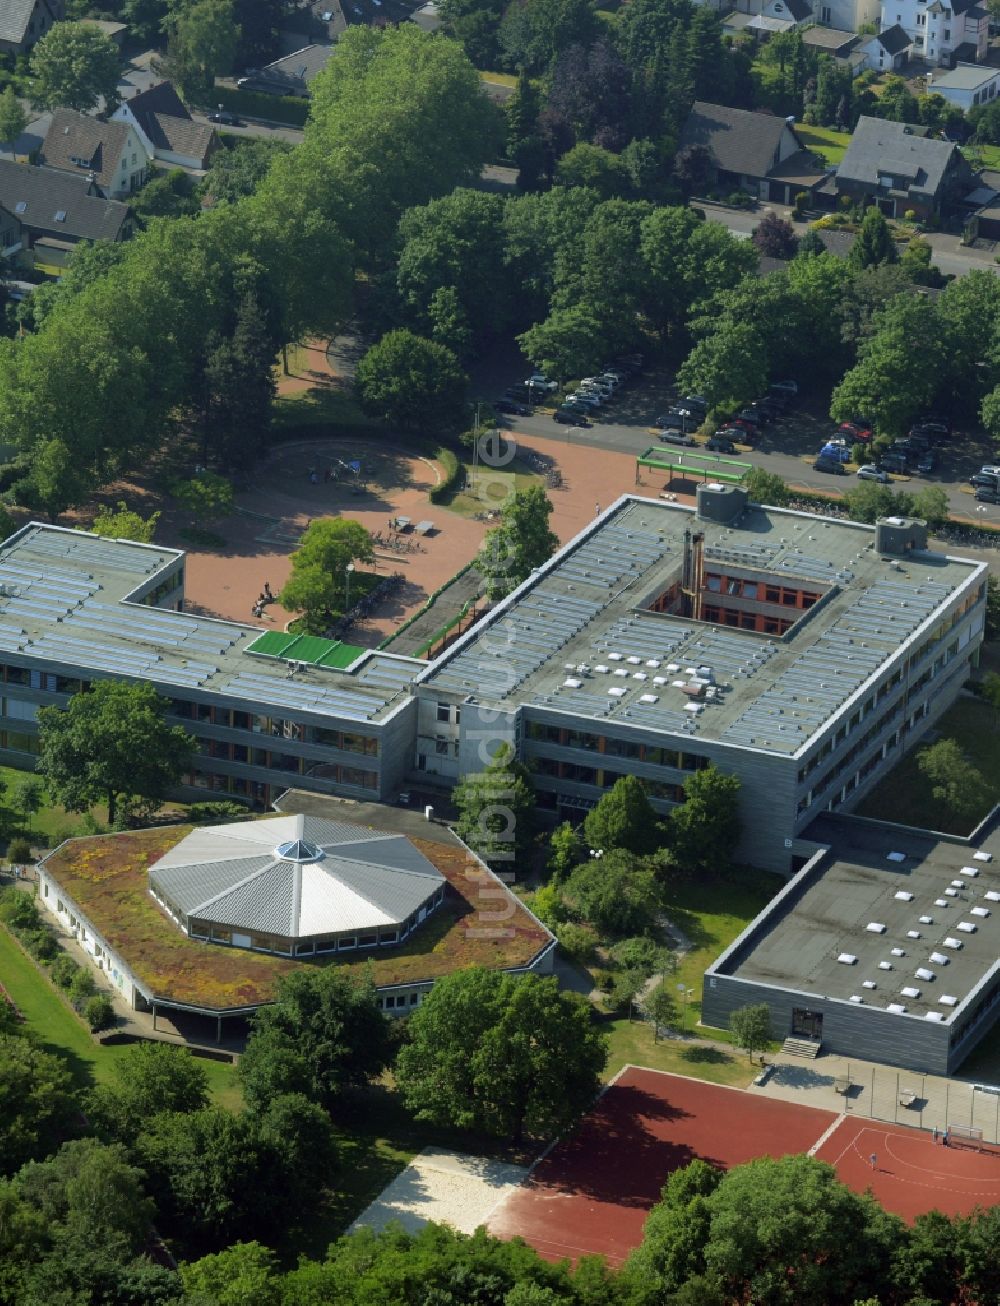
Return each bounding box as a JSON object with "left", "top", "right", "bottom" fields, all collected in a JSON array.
[
  {"left": 264, "top": 582, "right": 273, "bottom": 601},
  {"left": 869, "top": 1152, "right": 877, "bottom": 1171},
  {"left": 595, "top": 502, "right": 601, "bottom": 516},
  {"left": 943, "top": 1130, "right": 950, "bottom": 1147},
  {"left": 932, "top": 1126, "right": 938, "bottom": 1144}
]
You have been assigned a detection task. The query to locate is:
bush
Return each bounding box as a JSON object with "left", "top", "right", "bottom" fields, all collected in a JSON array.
[
  {"left": 50, "top": 953, "right": 81, "bottom": 989},
  {"left": 7, "top": 837, "right": 32, "bottom": 865},
  {"left": 555, "top": 920, "right": 598, "bottom": 965},
  {"left": 84, "top": 993, "right": 115, "bottom": 1032},
  {"left": 726, "top": 191, "right": 755, "bottom": 209},
  {"left": 429, "top": 446, "right": 461, "bottom": 504},
  {"left": 68, "top": 968, "right": 96, "bottom": 1009},
  {"left": 0, "top": 886, "right": 40, "bottom": 930},
  {"left": 210, "top": 85, "right": 309, "bottom": 126},
  {"left": 187, "top": 800, "right": 248, "bottom": 822},
  {"left": 24, "top": 928, "right": 59, "bottom": 962},
  {"left": 608, "top": 936, "right": 672, "bottom": 977},
  {"left": 904, "top": 209, "right": 917, "bottom": 222}
]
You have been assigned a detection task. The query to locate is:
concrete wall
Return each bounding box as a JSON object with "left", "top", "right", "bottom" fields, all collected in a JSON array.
[{"left": 37, "top": 868, "right": 147, "bottom": 1010}]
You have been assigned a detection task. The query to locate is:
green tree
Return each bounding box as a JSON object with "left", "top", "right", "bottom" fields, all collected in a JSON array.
[
  {"left": 180, "top": 1242, "right": 281, "bottom": 1306},
  {"left": 163, "top": 0, "right": 239, "bottom": 101},
  {"left": 201, "top": 291, "right": 277, "bottom": 471},
  {"left": 563, "top": 848, "right": 661, "bottom": 937},
  {"left": 917, "top": 738, "right": 991, "bottom": 826},
  {"left": 279, "top": 517, "right": 374, "bottom": 633},
  {"left": 625, "top": 1159, "right": 722, "bottom": 1297},
  {"left": 742, "top": 466, "right": 790, "bottom": 507},
  {"left": 676, "top": 317, "right": 768, "bottom": 412},
  {"left": 90, "top": 500, "right": 161, "bottom": 544},
  {"left": 454, "top": 741, "right": 536, "bottom": 866},
  {"left": 172, "top": 470, "right": 235, "bottom": 522},
  {"left": 554, "top": 143, "right": 629, "bottom": 198},
  {"left": 910, "top": 485, "right": 949, "bottom": 529},
  {"left": 607, "top": 966, "right": 646, "bottom": 1014},
  {"left": 355, "top": 329, "right": 467, "bottom": 434},
  {"left": 37, "top": 679, "right": 195, "bottom": 826},
  {"left": 475, "top": 483, "right": 558, "bottom": 600},
  {"left": 583, "top": 775, "right": 661, "bottom": 856},
  {"left": 0, "top": 86, "right": 27, "bottom": 148},
  {"left": 729, "top": 1002, "right": 772, "bottom": 1062},
  {"left": 842, "top": 482, "right": 913, "bottom": 523},
  {"left": 200, "top": 137, "right": 291, "bottom": 205},
  {"left": 17, "top": 1137, "right": 153, "bottom": 1249},
  {"left": 668, "top": 764, "right": 742, "bottom": 874},
  {"left": 239, "top": 968, "right": 391, "bottom": 1111},
  {"left": 29, "top": 21, "right": 121, "bottom": 112},
  {"left": 88, "top": 1043, "right": 210, "bottom": 1142},
  {"left": 130, "top": 168, "right": 200, "bottom": 223},
  {"left": 644, "top": 979, "right": 678, "bottom": 1041},
  {"left": 396, "top": 968, "right": 606, "bottom": 1143},
  {"left": 547, "top": 820, "right": 584, "bottom": 877},
  {"left": 988, "top": 576, "right": 1000, "bottom": 641},
  {"left": 517, "top": 302, "right": 608, "bottom": 381},
  {"left": 83, "top": 993, "right": 115, "bottom": 1031},
  {"left": 12, "top": 776, "right": 43, "bottom": 831},
  {"left": 849, "top": 206, "right": 899, "bottom": 271},
  {"left": 0, "top": 1035, "right": 77, "bottom": 1174}
]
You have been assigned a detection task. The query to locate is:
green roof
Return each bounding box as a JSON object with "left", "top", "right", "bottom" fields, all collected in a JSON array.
[{"left": 246, "top": 630, "right": 366, "bottom": 669}]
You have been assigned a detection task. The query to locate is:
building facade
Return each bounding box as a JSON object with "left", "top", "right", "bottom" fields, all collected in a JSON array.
[{"left": 881, "top": 0, "right": 988, "bottom": 64}]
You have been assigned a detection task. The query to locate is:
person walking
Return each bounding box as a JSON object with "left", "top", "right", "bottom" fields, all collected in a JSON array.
[{"left": 869, "top": 1152, "right": 877, "bottom": 1171}]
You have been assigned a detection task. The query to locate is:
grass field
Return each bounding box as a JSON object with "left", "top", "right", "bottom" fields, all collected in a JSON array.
[
  {"left": 964, "top": 143, "right": 1000, "bottom": 171},
  {"left": 795, "top": 124, "right": 852, "bottom": 166},
  {"left": 604, "top": 1016, "right": 756, "bottom": 1087},
  {"left": 443, "top": 457, "right": 542, "bottom": 517},
  {"left": 855, "top": 699, "right": 999, "bottom": 834},
  {"left": 0, "top": 764, "right": 108, "bottom": 848},
  {"left": 0, "top": 922, "right": 242, "bottom": 1107}
]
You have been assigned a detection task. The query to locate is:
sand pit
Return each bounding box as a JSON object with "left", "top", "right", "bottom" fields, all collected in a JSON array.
[{"left": 350, "top": 1147, "right": 529, "bottom": 1237}]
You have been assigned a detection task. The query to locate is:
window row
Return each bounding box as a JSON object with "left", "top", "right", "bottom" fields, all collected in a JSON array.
[
  {"left": 170, "top": 700, "right": 379, "bottom": 755},
  {"left": 526, "top": 721, "right": 710, "bottom": 771}
]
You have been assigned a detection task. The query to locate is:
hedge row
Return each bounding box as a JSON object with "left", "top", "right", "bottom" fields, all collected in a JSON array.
[
  {"left": 207, "top": 86, "right": 310, "bottom": 127},
  {"left": 429, "top": 447, "right": 461, "bottom": 504}
]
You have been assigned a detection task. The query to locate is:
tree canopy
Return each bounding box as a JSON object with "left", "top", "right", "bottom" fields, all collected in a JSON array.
[
  {"left": 355, "top": 329, "right": 467, "bottom": 434},
  {"left": 454, "top": 742, "right": 536, "bottom": 866},
  {"left": 279, "top": 517, "right": 374, "bottom": 634},
  {"left": 583, "top": 775, "right": 661, "bottom": 856},
  {"left": 36, "top": 679, "right": 195, "bottom": 826},
  {"left": 396, "top": 968, "right": 606, "bottom": 1142},
  {"left": 475, "top": 484, "right": 559, "bottom": 600},
  {"left": 29, "top": 22, "right": 121, "bottom": 112}
]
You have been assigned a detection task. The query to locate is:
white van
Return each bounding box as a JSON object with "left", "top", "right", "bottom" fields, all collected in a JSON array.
[{"left": 980, "top": 465, "right": 1000, "bottom": 479}]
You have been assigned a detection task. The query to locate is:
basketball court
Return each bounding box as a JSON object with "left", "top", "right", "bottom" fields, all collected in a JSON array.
[{"left": 485, "top": 1066, "right": 1000, "bottom": 1267}]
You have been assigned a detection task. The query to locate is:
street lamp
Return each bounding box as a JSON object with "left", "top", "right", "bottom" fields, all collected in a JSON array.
[
  {"left": 677, "top": 983, "right": 694, "bottom": 1032},
  {"left": 345, "top": 561, "right": 355, "bottom": 611}
]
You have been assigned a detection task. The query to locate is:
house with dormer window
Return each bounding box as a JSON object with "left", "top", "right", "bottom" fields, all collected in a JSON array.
[
  {"left": 39, "top": 109, "right": 151, "bottom": 199},
  {"left": 835, "top": 116, "right": 973, "bottom": 220},
  {"left": 880, "top": 0, "right": 987, "bottom": 64}
]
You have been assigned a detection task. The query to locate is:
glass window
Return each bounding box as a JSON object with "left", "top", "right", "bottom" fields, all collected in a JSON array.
[{"left": 436, "top": 702, "right": 450, "bottom": 722}]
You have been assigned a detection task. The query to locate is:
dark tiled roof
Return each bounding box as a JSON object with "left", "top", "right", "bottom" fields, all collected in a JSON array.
[
  {"left": 876, "top": 23, "right": 912, "bottom": 55},
  {"left": 143, "top": 112, "right": 216, "bottom": 163},
  {"left": 679, "top": 101, "right": 794, "bottom": 181},
  {"left": 41, "top": 110, "right": 130, "bottom": 192},
  {"left": 800, "top": 25, "right": 859, "bottom": 51},
  {"left": 125, "top": 80, "right": 189, "bottom": 121},
  {"left": 244, "top": 43, "right": 334, "bottom": 95},
  {"left": 838, "top": 116, "right": 958, "bottom": 195},
  {"left": 0, "top": 0, "right": 57, "bottom": 46},
  {"left": 785, "top": 0, "right": 814, "bottom": 21},
  {"left": 0, "top": 158, "right": 130, "bottom": 241}
]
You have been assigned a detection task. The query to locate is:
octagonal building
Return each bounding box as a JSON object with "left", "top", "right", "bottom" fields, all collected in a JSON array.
[{"left": 149, "top": 813, "right": 447, "bottom": 957}]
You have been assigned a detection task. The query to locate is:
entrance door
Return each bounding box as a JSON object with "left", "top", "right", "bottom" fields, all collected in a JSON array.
[{"left": 792, "top": 1007, "right": 823, "bottom": 1039}]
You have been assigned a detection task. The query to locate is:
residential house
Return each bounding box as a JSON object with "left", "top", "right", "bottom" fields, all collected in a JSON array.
[
  {"left": 237, "top": 44, "right": 335, "bottom": 98},
  {"left": 0, "top": 158, "right": 133, "bottom": 274},
  {"left": 835, "top": 114, "right": 974, "bottom": 219},
  {"left": 925, "top": 60, "right": 1000, "bottom": 109},
  {"left": 40, "top": 110, "right": 151, "bottom": 199},
  {"left": 113, "top": 82, "right": 219, "bottom": 171},
  {"left": 677, "top": 101, "right": 830, "bottom": 204},
  {"left": 881, "top": 0, "right": 988, "bottom": 64},
  {"left": 799, "top": 25, "right": 863, "bottom": 55},
  {"left": 857, "top": 22, "right": 913, "bottom": 70},
  {"left": 0, "top": 0, "right": 64, "bottom": 55},
  {"left": 725, "top": 0, "right": 880, "bottom": 32}
]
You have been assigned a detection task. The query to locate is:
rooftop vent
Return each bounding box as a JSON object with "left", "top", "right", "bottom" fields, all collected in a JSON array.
[
  {"left": 866, "top": 922, "right": 887, "bottom": 934},
  {"left": 900, "top": 986, "right": 921, "bottom": 999},
  {"left": 939, "top": 995, "right": 958, "bottom": 1006},
  {"left": 957, "top": 921, "right": 977, "bottom": 933},
  {"left": 878, "top": 961, "right": 893, "bottom": 970},
  {"left": 862, "top": 980, "right": 877, "bottom": 989},
  {"left": 929, "top": 951, "right": 949, "bottom": 966},
  {"left": 838, "top": 953, "right": 857, "bottom": 965},
  {"left": 915, "top": 967, "right": 935, "bottom": 982},
  {"left": 894, "top": 891, "right": 914, "bottom": 902},
  {"left": 943, "top": 937, "right": 963, "bottom": 950},
  {"left": 274, "top": 838, "right": 323, "bottom": 863},
  {"left": 971, "top": 906, "right": 991, "bottom": 919},
  {"left": 886, "top": 1003, "right": 907, "bottom": 1014}
]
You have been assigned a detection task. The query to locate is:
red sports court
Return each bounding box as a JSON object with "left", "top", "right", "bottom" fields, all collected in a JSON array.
[{"left": 487, "top": 1067, "right": 1000, "bottom": 1266}]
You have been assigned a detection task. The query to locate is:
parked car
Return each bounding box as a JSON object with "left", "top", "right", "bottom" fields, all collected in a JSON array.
[
  {"left": 681, "top": 394, "right": 708, "bottom": 414},
  {"left": 582, "top": 377, "right": 615, "bottom": 394},
  {"left": 857, "top": 464, "right": 888, "bottom": 483},
  {"left": 209, "top": 110, "right": 243, "bottom": 125},
  {"left": 916, "top": 451, "right": 936, "bottom": 474},
  {"left": 770, "top": 379, "right": 799, "bottom": 396},
  {"left": 495, "top": 398, "right": 531, "bottom": 416},
  {"left": 554, "top": 408, "right": 589, "bottom": 425},
  {"left": 752, "top": 399, "right": 781, "bottom": 422},
  {"left": 975, "top": 485, "right": 1000, "bottom": 503},
  {"left": 902, "top": 431, "right": 931, "bottom": 452},
  {"left": 525, "top": 374, "right": 558, "bottom": 391},
  {"left": 838, "top": 421, "right": 872, "bottom": 443},
  {"left": 559, "top": 401, "right": 595, "bottom": 418},
  {"left": 880, "top": 453, "right": 908, "bottom": 474},
  {"left": 913, "top": 416, "right": 950, "bottom": 437},
  {"left": 566, "top": 393, "right": 601, "bottom": 409},
  {"left": 813, "top": 456, "right": 846, "bottom": 474},
  {"left": 980, "top": 464, "right": 1000, "bottom": 478},
  {"left": 658, "top": 430, "right": 696, "bottom": 447},
  {"left": 706, "top": 436, "right": 737, "bottom": 453},
  {"left": 714, "top": 426, "right": 747, "bottom": 443},
  {"left": 820, "top": 444, "right": 850, "bottom": 463},
  {"left": 970, "top": 472, "right": 1000, "bottom": 489},
  {"left": 737, "top": 408, "right": 762, "bottom": 427},
  {"left": 656, "top": 411, "right": 697, "bottom": 432}
]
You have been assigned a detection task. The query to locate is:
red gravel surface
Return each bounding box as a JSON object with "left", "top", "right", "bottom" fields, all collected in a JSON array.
[{"left": 487, "top": 1067, "right": 836, "bottom": 1267}]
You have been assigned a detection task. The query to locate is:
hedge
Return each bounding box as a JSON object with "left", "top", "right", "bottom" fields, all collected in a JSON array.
[
  {"left": 206, "top": 86, "right": 309, "bottom": 127},
  {"left": 429, "top": 447, "right": 461, "bottom": 504}
]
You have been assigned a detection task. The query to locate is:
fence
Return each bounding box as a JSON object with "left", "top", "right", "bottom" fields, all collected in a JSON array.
[{"left": 840, "top": 1063, "right": 1000, "bottom": 1144}]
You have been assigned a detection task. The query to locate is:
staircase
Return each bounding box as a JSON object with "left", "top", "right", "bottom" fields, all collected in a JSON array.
[{"left": 782, "top": 1036, "right": 822, "bottom": 1059}]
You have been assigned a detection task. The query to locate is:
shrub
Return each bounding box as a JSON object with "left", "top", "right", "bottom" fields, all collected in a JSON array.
[
  {"left": 429, "top": 446, "right": 461, "bottom": 504},
  {"left": 904, "top": 209, "right": 917, "bottom": 222},
  {"left": 25, "top": 928, "right": 59, "bottom": 962},
  {"left": 726, "top": 191, "right": 755, "bottom": 209},
  {"left": 555, "top": 920, "right": 598, "bottom": 965},
  {"left": 50, "top": 953, "right": 81, "bottom": 989},
  {"left": 608, "top": 936, "right": 672, "bottom": 977},
  {"left": 210, "top": 85, "right": 309, "bottom": 126},
  {"left": 84, "top": 993, "right": 115, "bottom": 1032},
  {"left": 68, "top": 968, "right": 96, "bottom": 1009},
  {"left": 187, "top": 800, "right": 248, "bottom": 822},
  {"left": 851, "top": 442, "right": 867, "bottom": 464},
  {"left": 7, "top": 837, "right": 32, "bottom": 865},
  {"left": 0, "top": 886, "right": 40, "bottom": 930}
]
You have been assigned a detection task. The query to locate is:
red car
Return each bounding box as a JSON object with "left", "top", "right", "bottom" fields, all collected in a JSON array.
[{"left": 839, "top": 421, "right": 872, "bottom": 443}]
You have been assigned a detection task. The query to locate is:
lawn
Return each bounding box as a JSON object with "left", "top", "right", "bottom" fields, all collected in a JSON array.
[
  {"left": 0, "top": 922, "right": 242, "bottom": 1107},
  {"left": 662, "top": 867, "right": 783, "bottom": 1035},
  {"left": 443, "top": 457, "right": 543, "bottom": 517},
  {"left": 795, "top": 124, "right": 852, "bottom": 166},
  {"left": 603, "top": 1015, "right": 756, "bottom": 1087},
  {"left": 0, "top": 763, "right": 108, "bottom": 850},
  {"left": 855, "top": 698, "right": 999, "bottom": 835},
  {"left": 965, "top": 143, "right": 1000, "bottom": 171}
]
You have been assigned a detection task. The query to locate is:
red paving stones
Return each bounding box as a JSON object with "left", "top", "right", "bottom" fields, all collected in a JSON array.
[
  {"left": 814, "top": 1116, "right": 1000, "bottom": 1224},
  {"left": 487, "top": 1068, "right": 836, "bottom": 1267}
]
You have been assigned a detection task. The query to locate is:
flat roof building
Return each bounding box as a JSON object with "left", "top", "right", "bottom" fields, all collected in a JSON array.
[
  {"left": 703, "top": 815, "right": 1000, "bottom": 1073},
  {"left": 416, "top": 487, "right": 987, "bottom": 872}
]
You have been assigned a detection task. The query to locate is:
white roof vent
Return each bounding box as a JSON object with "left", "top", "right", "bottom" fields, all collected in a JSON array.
[
  {"left": 866, "top": 922, "right": 887, "bottom": 933},
  {"left": 838, "top": 952, "right": 858, "bottom": 964},
  {"left": 887, "top": 851, "right": 906, "bottom": 863},
  {"left": 887, "top": 1003, "right": 907, "bottom": 1014},
  {"left": 878, "top": 961, "right": 893, "bottom": 970},
  {"left": 971, "top": 906, "right": 991, "bottom": 918},
  {"left": 985, "top": 891, "right": 1000, "bottom": 903},
  {"left": 943, "top": 937, "right": 963, "bottom": 950},
  {"left": 901, "top": 986, "right": 921, "bottom": 999},
  {"left": 849, "top": 995, "right": 863, "bottom": 1004},
  {"left": 935, "top": 899, "right": 949, "bottom": 908},
  {"left": 919, "top": 915, "right": 933, "bottom": 924},
  {"left": 929, "top": 951, "right": 949, "bottom": 966},
  {"left": 961, "top": 866, "right": 980, "bottom": 878},
  {"left": 973, "top": 851, "right": 992, "bottom": 863},
  {"left": 894, "top": 891, "right": 914, "bottom": 902},
  {"left": 957, "top": 921, "right": 977, "bottom": 933},
  {"left": 891, "top": 947, "right": 905, "bottom": 957},
  {"left": 862, "top": 980, "right": 877, "bottom": 989},
  {"left": 906, "top": 930, "right": 921, "bottom": 940},
  {"left": 915, "top": 968, "right": 934, "bottom": 982},
  {"left": 939, "top": 995, "right": 958, "bottom": 1006},
  {"left": 926, "top": 1011, "right": 944, "bottom": 1021}
]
